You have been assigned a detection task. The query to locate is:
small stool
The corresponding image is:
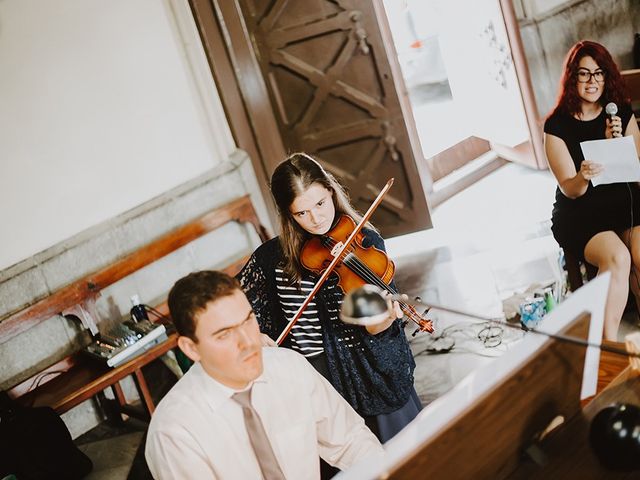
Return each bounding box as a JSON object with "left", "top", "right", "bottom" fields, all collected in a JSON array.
[
  {"left": 564, "top": 251, "right": 597, "bottom": 292},
  {"left": 564, "top": 251, "right": 638, "bottom": 314}
]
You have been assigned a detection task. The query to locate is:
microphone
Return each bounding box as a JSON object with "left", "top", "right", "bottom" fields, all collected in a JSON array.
[
  {"left": 605, "top": 102, "right": 620, "bottom": 138},
  {"left": 340, "top": 285, "right": 640, "bottom": 358}
]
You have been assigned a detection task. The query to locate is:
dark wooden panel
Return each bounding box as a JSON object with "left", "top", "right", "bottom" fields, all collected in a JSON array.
[
  {"left": 189, "top": 0, "right": 278, "bottom": 225},
  {"left": 622, "top": 68, "right": 640, "bottom": 121},
  {"left": 508, "top": 366, "right": 640, "bottom": 480},
  {"left": 388, "top": 313, "right": 590, "bottom": 480},
  {"left": 234, "top": 0, "right": 432, "bottom": 237}
]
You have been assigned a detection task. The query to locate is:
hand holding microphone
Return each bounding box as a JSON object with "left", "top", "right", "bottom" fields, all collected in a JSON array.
[{"left": 605, "top": 102, "right": 623, "bottom": 138}]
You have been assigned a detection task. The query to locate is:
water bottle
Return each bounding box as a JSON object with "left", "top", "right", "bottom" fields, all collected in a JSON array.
[
  {"left": 544, "top": 288, "right": 556, "bottom": 313},
  {"left": 130, "top": 294, "right": 149, "bottom": 323}
]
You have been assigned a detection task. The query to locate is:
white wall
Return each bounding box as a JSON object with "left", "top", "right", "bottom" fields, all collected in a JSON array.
[{"left": 0, "top": 0, "right": 234, "bottom": 270}]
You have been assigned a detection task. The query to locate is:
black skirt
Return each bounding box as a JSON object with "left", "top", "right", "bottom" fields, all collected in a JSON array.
[{"left": 551, "top": 182, "right": 640, "bottom": 260}]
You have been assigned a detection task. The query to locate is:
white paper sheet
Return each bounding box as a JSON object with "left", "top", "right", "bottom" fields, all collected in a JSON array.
[{"left": 580, "top": 135, "right": 640, "bottom": 186}]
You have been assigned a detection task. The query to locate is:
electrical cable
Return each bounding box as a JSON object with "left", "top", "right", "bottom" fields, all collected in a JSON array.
[
  {"left": 626, "top": 182, "right": 640, "bottom": 322},
  {"left": 415, "top": 320, "right": 511, "bottom": 356},
  {"left": 23, "top": 369, "right": 68, "bottom": 407},
  {"left": 144, "top": 304, "right": 171, "bottom": 322}
]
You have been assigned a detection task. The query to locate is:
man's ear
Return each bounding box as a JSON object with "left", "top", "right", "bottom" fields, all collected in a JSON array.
[{"left": 178, "top": 335, "right": 201, "bottom": 362}]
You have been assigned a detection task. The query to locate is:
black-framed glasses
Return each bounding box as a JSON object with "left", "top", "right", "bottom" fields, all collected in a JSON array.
[{"left": 577, "top": 69, "right": 605, "bottom": 83}]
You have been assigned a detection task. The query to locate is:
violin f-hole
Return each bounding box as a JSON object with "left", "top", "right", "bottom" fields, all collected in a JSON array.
[{"left": 330, "top": 241, "right": 344, "bottom": 257}]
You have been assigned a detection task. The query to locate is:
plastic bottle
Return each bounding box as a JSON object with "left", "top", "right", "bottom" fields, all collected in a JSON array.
[
  {"left": 130, "top": 294, "right": 149, "bottom": 322},
  {"left": 544, "top": 288, "right": 556, "bottom": 313}
]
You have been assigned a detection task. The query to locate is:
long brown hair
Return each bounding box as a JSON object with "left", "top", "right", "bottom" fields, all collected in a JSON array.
[
  {"left": 549, "top": 40, "right": 629, "bottom": 119},
  {"left": 270, "top": 153, "right": 373, "bottom": 282}
]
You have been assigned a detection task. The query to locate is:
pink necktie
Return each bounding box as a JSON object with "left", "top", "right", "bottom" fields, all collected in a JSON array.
[{"left": 233, "top": 388, "right": 286, "bottom": 479}]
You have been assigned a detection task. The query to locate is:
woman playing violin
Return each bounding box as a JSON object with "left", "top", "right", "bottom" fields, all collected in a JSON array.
[{"left": 237, "top": 153, "right": 421, "bottom": 443}]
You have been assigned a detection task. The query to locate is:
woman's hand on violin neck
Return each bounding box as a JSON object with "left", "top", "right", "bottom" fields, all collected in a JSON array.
[{"left": 364, "top": 297, "right": 404, "bottom": 335}]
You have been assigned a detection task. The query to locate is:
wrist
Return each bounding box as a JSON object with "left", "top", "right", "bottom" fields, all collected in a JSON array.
[{"left": 365, "top": 318, "right": 394, "bottom": 335}]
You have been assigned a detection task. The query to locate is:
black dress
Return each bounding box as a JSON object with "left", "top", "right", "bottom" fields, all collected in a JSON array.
[{"left": 544, "top": 103, "right": 640, "bottom": 259}]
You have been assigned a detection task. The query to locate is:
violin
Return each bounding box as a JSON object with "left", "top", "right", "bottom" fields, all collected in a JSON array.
[{"left": 300, "top": 214, "right": 434, "bottom": 334}]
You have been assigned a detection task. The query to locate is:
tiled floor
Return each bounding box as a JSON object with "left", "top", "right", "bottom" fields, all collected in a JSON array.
[
  {"left": 78, "top": 432, "right": 145, "bottom": 480},
  {"left": 73, "top": 161, "right": 639, "bottom": 478}
]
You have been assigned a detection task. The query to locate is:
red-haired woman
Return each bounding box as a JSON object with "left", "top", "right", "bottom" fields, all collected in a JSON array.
[{"left": 545, "top": 41, "right": 640, "bottom": 340}]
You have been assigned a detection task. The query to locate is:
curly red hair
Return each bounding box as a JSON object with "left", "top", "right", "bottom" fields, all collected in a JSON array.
[{"left": 549, "top": 40, "right": 629, "bottom": 118}]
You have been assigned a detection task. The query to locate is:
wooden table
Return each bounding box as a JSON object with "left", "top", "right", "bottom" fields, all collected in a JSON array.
[{"left": 15, "top": 329, "right": 178, "bottom": 419}]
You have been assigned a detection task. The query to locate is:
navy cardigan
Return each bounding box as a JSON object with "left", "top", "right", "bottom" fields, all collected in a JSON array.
[{"left": 237, "top": 230, "right": 416, "bottom": 416}]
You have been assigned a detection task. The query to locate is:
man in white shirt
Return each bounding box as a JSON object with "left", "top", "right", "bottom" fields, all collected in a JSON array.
[{"left": 145, "top": 270, "right": 383, "bottom": 479}]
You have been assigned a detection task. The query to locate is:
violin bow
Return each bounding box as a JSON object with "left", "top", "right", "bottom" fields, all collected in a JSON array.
[{"left": 276, "top": 178, "right": 395, "bottom": 345}]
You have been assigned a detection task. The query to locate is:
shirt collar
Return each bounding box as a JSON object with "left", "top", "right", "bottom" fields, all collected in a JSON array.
[{"left": 191, "top": 358, "right": 268, "bottom": 409}]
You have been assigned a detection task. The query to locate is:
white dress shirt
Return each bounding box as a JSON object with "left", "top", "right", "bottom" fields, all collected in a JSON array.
[{"left": 145, "top": 347, "right": 383, "bottom": 479}]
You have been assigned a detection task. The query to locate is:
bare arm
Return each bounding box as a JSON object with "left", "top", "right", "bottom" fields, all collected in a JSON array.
[
  {"left": 625, "top": 114, "right": 640, "bottom": 155},
  {"left": 544, "top": 133, "right": 602, "bottom": 199}
]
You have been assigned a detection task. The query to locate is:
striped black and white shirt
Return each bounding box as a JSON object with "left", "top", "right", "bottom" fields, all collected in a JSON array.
[{"left": 275, "top": 267, "right": 331, "bottom": 358}]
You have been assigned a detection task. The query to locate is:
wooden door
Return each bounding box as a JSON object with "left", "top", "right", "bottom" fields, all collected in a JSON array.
[{"left": 220, "top": 0, "right": 433, "bottom": 237}]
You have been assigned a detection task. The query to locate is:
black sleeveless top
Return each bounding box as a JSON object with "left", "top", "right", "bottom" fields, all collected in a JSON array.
[{"left": 544, "top": 103, "right": 640, "bottom": 258}]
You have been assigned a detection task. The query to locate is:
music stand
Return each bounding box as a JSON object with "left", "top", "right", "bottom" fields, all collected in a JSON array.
[{"left": 338, "top": 274, "right": 610, "bottom": 480}]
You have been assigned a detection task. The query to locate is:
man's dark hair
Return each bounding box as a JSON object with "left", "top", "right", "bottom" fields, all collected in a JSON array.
[{"left": 168, "top": 270, "right": 241, "bottom": 341}]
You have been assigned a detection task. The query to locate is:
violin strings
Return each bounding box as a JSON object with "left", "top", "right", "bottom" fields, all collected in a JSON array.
[
  {"left": 321, "top": 237, "right": 423, "bottom": 325},
  {"left": 321, "top": 237, "right": 395, "bottom": 291},
  {"left": 321, "top": 238, "right": 404, "bottom": 298}
]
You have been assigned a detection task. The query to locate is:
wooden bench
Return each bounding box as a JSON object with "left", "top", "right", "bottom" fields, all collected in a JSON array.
[{"left": 2, "top": 195, "right": 268, "bottom": 420}]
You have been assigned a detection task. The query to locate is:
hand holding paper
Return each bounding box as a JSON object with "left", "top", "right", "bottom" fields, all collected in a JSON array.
[
  {"left": 579, "top": 160, "right": 604, "bottom": 182},
  {"left": 580, "top": 136, "right": 640, "bottom": 186}
]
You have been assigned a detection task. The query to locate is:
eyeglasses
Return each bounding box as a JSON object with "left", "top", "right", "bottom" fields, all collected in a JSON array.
[{"left": 577, "top": 69, "right": 605, "bottom": 83}]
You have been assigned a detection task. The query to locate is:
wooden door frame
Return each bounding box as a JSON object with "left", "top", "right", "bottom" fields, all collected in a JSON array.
[
  {"left": 189, "top": 0, "right": 287, "bottom": 227},
  {"left": 499, "top": 0, "right": 547, "bottom": 169},
  {"left": 372, "top": 0, "right": 434, "bottom": 195}
]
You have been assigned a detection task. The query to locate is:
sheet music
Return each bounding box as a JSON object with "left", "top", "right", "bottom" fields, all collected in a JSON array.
[{"left": 580, "top": 136, "right": 640, "bottom": 186}]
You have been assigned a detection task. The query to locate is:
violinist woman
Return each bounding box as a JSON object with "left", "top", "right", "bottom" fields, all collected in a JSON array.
[
  {"left": 237, "top": 153, "right": 421, "bottom": 443},
  {"left": 544, "top": 41, "right": 640, "bottom": 341}
]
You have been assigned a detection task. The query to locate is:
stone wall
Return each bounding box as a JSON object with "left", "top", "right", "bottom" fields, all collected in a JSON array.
[
  {"left": 516, "top": 0, "right": 640, "bottom": 116},
  {"left": 0, "top": 149, "right": 271, "bottom": 438}
]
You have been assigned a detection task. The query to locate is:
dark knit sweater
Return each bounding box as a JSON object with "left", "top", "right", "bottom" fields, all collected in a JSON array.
[{"left": 237, "top": 230, "right": 416, "bottom": 416}]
